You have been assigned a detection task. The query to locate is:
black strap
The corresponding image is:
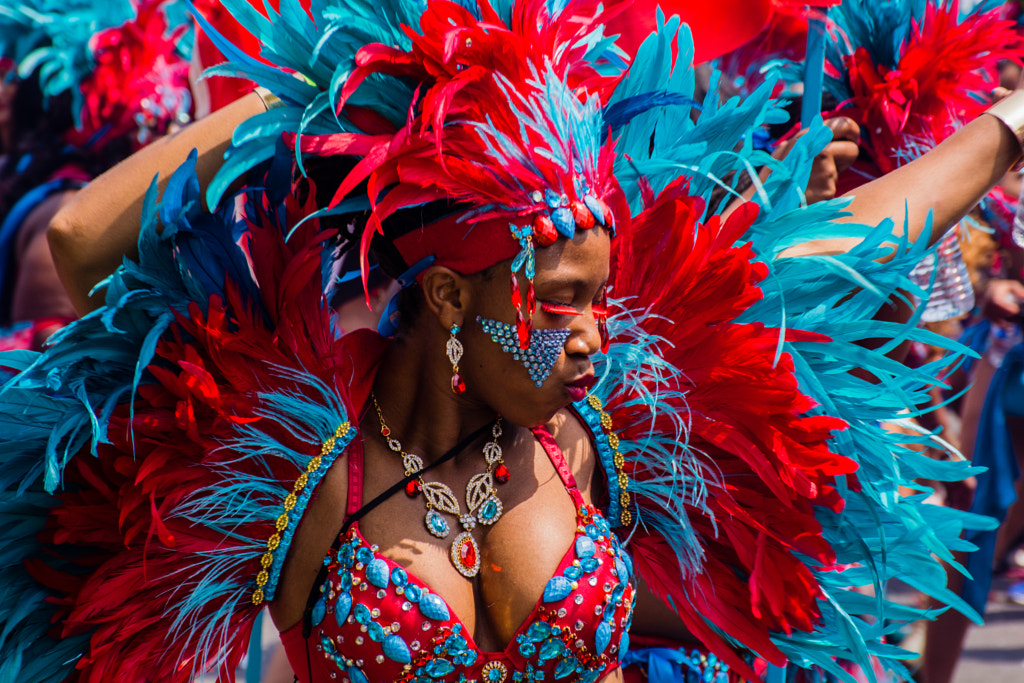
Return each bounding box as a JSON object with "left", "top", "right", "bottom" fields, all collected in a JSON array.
[{"left": 300, "top": 420, "right": 494, "bottom": 640}]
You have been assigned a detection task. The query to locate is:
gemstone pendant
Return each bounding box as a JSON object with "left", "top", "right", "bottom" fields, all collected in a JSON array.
[
  {"left": 425, "top": 509, "right": 450, "bottom": 538},
  {"left": 450, "top": 531, "right": 480, "bottom": 578},
  {"left": 478, "top": 495, "right": 503, "bottom": 526}
]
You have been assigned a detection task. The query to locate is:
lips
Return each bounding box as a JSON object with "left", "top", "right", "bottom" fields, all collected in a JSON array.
[{"left": 565, "top": 374, "right": 596, "bottom": 401}]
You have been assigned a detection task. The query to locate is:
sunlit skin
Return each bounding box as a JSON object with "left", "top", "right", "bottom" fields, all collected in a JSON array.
[{"left": 272, "top": 227, "right": 630, "bottom": 680}]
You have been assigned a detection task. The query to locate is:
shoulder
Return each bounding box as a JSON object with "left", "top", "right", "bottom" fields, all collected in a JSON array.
[{"left": 542, "top": 406, "right": 601, "bottom": 505}]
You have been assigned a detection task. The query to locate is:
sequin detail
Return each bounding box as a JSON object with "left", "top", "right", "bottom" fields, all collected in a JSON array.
[{"left": 306, "top": 503, "right": 634, "bottom": 682}]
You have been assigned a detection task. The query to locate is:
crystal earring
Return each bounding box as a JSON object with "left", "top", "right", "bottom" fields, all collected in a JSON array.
[{"left": 447, "top": 324, "right": 466, "bottom": 393}]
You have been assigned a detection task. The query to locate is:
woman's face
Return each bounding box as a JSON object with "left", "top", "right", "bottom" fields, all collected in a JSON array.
[{"left": 460, "top": 227, "right": 610, "bottom": 427}]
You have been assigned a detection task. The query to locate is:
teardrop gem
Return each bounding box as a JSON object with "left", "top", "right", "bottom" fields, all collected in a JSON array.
[
  {"left": 450, "top": 532, "right": 480, "bottom": 577},
  {"left": 451, "top": 373, "right": 466, "bottom": 394},
  {"left": 495, "top": 464, "right": 510, "bottom": 483},
  {"left": 405, "top": 479, "right": 421, "bottom": 497}
]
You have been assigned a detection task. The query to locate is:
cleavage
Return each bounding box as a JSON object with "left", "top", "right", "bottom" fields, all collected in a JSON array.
[{"left": 356, "top": 438, "right": 579, "bottom": 651}]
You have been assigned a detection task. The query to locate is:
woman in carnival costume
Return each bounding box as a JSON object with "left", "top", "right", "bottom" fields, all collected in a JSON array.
[{"left": 3, "top": 0, "right": 1023, "bottom": 681}]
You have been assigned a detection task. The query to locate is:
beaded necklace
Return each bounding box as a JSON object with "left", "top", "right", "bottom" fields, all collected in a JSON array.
[{"left": 372, "top": 395, "right": 510, "bottom": 578}]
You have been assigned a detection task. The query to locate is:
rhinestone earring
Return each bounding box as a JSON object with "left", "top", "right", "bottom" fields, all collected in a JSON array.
[{"left": 447, "top": 324, "right": 466, "bottom": 393}]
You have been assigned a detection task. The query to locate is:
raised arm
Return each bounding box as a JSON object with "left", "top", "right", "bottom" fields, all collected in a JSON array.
[
  {"left": 782, "top": 91, "right": 1024, "bottom": 259},
  {"left": 48, "top": 91, "right": 268, "bottom": 314}
]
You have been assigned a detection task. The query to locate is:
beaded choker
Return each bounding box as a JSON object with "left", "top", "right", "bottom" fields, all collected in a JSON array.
[{"left": 371, "top": 395, "right": 510, "bottom": 578}]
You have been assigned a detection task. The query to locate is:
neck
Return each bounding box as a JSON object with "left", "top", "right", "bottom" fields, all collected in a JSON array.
[{"left": 371, "top": 330, "right": 498, "bottom": 464}]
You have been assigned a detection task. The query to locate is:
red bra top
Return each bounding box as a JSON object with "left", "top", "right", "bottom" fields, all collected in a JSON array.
[{"left": 280, "top": 425, "right": 636, "bottom": 683}]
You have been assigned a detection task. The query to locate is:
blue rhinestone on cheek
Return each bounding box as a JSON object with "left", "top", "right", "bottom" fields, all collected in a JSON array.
[{"left": 476, "top": 316, "right": 570, "bottom": 387}]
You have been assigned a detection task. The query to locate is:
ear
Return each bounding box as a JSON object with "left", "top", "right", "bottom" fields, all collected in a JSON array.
[{"left": 421, "top": 266, "right": 472, "bottom": 330}]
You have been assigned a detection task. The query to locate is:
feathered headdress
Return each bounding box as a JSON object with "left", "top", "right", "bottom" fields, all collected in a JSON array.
[
  {"left": 203, "top": 0, "right": 624, "bottom": 348},
  {"left": 0, "top": 0, "right": 192, "bottom": 148},
  {"left": 815, "top": 0, "right": 1023, "bottom": 175}
]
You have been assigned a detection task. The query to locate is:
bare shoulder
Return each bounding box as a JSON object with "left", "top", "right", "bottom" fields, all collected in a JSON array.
[
  {"left": 15, "top": 189, "right": 79, "bottom": 253},
  {"left": 543, "top": 408, "right": 598, "bottom": 502}
]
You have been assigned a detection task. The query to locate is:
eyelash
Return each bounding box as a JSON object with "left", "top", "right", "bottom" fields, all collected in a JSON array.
[{"left": 539, "top": 301, "right": 609, "bottom": 317}]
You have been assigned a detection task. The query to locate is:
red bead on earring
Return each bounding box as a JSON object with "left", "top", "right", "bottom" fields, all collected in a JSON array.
[{"left": 447, "top": 324, "right": 466, "bottom": 394}]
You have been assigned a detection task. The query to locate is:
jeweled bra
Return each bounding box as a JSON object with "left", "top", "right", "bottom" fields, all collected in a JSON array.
[{"left": 280, "top": 426, "right": 635, "bottom": 683}]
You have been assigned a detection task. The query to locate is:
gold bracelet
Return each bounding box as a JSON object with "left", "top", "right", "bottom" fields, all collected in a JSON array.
[
  {"left": 984, "top": 90, "right": 1024, "bottom": 161},
  {"left": 254, "top": 86, "right": 285, "bottom": 111}
]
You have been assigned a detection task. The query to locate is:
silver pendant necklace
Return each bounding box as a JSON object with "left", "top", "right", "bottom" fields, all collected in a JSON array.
[{"left": 372, "top": 395, "right": 510, "bottom": 578}]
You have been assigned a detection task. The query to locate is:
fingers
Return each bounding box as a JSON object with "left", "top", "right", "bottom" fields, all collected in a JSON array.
[{"left": 823, "top": 116, "right": 861, "bottom": 144}]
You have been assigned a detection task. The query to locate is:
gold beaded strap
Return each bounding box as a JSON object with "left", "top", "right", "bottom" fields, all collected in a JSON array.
[
  {"left": 252, "top": 421, "right": 352, "bottom": 606},
  {"left": 585, "top": 394, "right": 632, "bottom": 527}
]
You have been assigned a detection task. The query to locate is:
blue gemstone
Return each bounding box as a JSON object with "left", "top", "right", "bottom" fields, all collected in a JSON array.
[
  {"left": 518, "top": 638, "right": 537, "bottom": 657},
  {"left": 419, "top": 592, "right": 451, "bottom": 621},
  {"left": 480, "top": 498, "right": 499, "bottom": 521},
  {"left": 580, "top": 557, "right": 600, "bottom": 573},
  {"left": 356, "top": 547, "right": 373, "bottom": 564},
  {"left": 595, "top": 620, "right": 611, "bottom": 654},
  {"left": 338, "top": 570, "right": 353, "bottom": 590},
  {"left": 584, "top": 195, "right": 605, "bottom": 225},
  {"left": 542, "top": 576, "right": 573, "bottom": 602},
  {"left": 544, "top": 188, "right": 561, "bottom": 209},
  {"left": 349, "top": 667, "right": 369, "bottom": 683},
  {"left": 425, "top": 658, "right": 455, "bottom": 677},
  {"left": 354, "top": 603, "right": 372, "bottom": 625},
  {"left": 563, "top": 565, "right": 582, "bottom": 581},
  {"left": 575, "top": 536, "right": 596, "bottom": 559},
  {"left": 539, "top": 638, "right": 566, "bottom": 661},
  {"left": 368, "top": 621, "right": 385, "bottom": 642},
  {"left": 311, "top": 596, "right": 326, "bottom": 627},
  {"left": 391, "top": 567, "right": 408, "bottom": 587},
  {"left": 585, "top": 524, "right": 598, "bottom": 536},
  {"left": 551, "top": 207, "right": 575, "bottom": 238},
  {"left": 334, "top": 592, "right": 352, "bottom": 627},
  {"left": 338, "top": 548, "right": 354, "bottom": 568},
  {"left": 554, "top": 657, "right": 577, "bottom": 679},
  {"left": 525, "top": 621, "right": 552, "bottom": 642},
  {"left": 366, "top": 558, "right": 390, "bottom": 588},
  {"left": 619, "top": 631, "right": 630, "bottom": 658},
  {"left": 615, "top": 558, "right": 628, "bottom": 581},
  {"left": 383, "top": 634, "right": 413, "bottom": 664},
  {"left": 405, "top": 584, "right": 422, "bottom": 602}
]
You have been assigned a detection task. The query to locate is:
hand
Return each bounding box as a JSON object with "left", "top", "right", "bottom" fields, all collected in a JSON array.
[
  {"left": 771, "top": 116, "right": 861, "bottom": 205},
  {"left": 980, "top": 278, "right": 1024, "bottom": 323}
]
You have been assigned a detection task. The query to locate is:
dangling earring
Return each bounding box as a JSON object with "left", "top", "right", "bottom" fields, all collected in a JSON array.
[{"left": 447, "top": 324, "right": 466, "bottom": 393}]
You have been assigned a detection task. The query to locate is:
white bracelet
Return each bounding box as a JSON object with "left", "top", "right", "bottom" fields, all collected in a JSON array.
[
  {"left": 984, "top": 90, "right": 1024, "bottom": 169},
  {"left": 254, "top": 86, "right": 285, "bottom": 111}
]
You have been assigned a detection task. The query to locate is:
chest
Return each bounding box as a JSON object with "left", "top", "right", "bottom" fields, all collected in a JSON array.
[{"left": 357, "top": 433, "right": 582, "bottom": 649}]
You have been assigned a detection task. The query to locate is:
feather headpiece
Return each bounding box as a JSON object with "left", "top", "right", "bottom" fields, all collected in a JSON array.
[
  {"left": 204, "top": 0, "right": 625, "bottom": 347},
  {"left": 817, "top": 0, "right": 1023, "bottom": 174},
  {"left": 0, "top": 0, "right": 192, "bottom": 149}
]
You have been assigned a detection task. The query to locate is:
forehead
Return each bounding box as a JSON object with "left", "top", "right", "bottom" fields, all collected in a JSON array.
[{"left": 533, "top": 228, "right": 610, "bottom": 289}]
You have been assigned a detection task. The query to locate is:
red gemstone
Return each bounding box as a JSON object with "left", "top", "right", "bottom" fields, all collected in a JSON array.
[
  {"left": 495, "top": 464, "right": 511, "bottom": 483},
  {"left": 460, "top": 538, "right": 477, "bottom": 567},
  {"left": 405, "top": 480, "right": 422, "bottom": 497},
  {"left": 533, "top": 214, "right": 559, "bottom": 246},
  {"left": 380, "top": 426, "right": 390, "bottom": 437},
  {"left": 452, "top": 373, "right": 466, "bottom": 394},
  {"left": 570, "top": 200, "right": 595, "bottom": 230}
]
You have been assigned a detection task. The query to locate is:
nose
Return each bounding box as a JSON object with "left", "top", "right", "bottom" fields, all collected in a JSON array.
[{"left": 563, "top": 306, "right": 602, "bottom": 357}]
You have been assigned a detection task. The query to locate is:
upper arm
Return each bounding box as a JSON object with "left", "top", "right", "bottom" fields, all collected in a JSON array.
[{"left": 13, "top": 191, "right": 79, "bottom": 323}]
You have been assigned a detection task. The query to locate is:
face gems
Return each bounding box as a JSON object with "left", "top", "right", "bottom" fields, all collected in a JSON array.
[{"left": 477, "top": 316, "right": 570, "bottom": 387}]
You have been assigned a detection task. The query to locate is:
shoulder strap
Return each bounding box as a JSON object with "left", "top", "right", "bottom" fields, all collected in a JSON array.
[
  {"left": 301, "top": 419, "right": 494, "bottom": 638},
  {"left": 531, "top": 425, "right": 580, "bottom": 492}
]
